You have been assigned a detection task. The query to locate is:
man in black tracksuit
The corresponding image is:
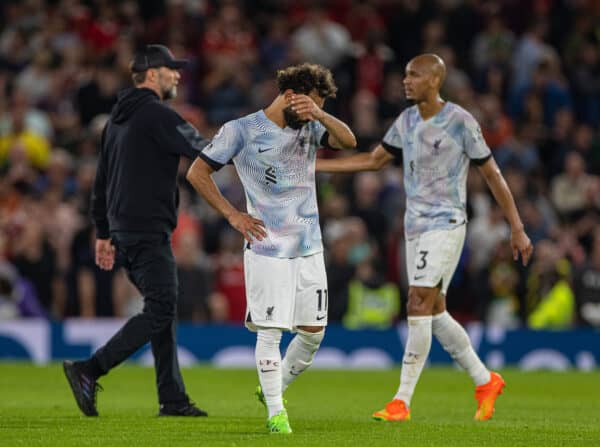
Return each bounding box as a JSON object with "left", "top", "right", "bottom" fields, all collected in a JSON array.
[{"left": 63, "top": 45, "right": 208, "bottom": 417}]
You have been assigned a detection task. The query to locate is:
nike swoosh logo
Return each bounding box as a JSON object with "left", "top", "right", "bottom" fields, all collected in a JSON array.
[
  {"left": 413, "top": 275, "right": 425, "bottom": 280},
  {"left": 290, "top": 371, "right": 301, "bottom": 376},
  {"left": 258, "top": 147, "right": 274, "bottom": 153},
  {"left": 316, "top": 315, "right": 326, "bottom": 321},
  {"left": 260, "top": 369, "right": 277, "bottom": 373}
]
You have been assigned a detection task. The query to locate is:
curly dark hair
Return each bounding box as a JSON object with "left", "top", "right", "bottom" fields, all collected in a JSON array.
[{"left": 276, "top": 63, "right": 337, "bottom": 98}]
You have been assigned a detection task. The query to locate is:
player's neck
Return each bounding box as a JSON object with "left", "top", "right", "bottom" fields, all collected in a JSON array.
[
  {"left": 416, "top": 95, "right": 445, "bottom": 121},
  {"left": 263, "top": 96, "right": 287, "bottom": 128}
]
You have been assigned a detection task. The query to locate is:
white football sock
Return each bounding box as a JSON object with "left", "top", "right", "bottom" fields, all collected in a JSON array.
[
  {"left": 394, "top": 316, "right": 432, "bottom": 406},
  {"left": 281, "top": 329, "right": 325, "bottom": 393},
  {"left": 255, "top": 328, "right": 284, "bottom": 418},
  {"left": 432, "top": 311, "right": 490, "bottom": 386}
]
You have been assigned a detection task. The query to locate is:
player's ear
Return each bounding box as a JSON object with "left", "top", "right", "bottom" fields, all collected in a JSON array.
[{"left": 147, "top": 67, "right": 157, "bottom": 81}]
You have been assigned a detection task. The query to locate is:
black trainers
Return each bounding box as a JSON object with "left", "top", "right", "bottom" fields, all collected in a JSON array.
[
  {"left": 63, "top": 360, "right": 103, "bottom": 416},
  {"left": 158, "top": 400, "right": 208, "bottom": 417}
]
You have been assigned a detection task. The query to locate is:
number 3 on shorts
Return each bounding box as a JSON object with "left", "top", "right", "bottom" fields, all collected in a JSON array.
[{"left": 417, "top": 250, "right": 428, "bottom": 270}]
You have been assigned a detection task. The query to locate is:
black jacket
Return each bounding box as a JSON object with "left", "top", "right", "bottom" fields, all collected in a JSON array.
[{"left": 91, "top": 87, "right": 207, "bottom": 238}]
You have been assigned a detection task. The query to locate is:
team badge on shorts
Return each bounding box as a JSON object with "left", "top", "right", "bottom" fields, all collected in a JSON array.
[{"left": 266, "top": 306, "right": 275, "bottom": 320}]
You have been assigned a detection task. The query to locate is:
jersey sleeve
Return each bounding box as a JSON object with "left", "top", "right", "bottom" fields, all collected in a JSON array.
[
  {"left": 199, "top": 121, "right": 244, "bottom": 171},
  {"left": 309, "top": 120, "right": 329, "bottom": 148},
  {"left": 158, "top": 107, "right": 209, "bottom": 159},
  {"left": 381, "top": 118, "right": 403, "bottom": 159},
  {"left": 462, "top": 113, "right": 492, "bottom": 165}
]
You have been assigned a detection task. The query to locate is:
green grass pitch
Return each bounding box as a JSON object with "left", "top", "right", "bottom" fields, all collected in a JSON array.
[{"left": 0, "top": 363, "right": 598, "bottom": 446}]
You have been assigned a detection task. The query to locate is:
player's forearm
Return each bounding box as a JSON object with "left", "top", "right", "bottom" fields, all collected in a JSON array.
[
  {"left": 318, "top": 112, "right": 357, "bottom": 149},
  {"left": 186, "top": 162, "right": 238, "bottom": 220},
  {"left": 484, "top": 169, "right": 524, "bottom": 232},
  {"left": 316, "top": 153, "right": 379, "bottom": 172}
]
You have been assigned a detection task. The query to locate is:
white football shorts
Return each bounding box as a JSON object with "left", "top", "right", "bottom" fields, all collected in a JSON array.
[
  {"left": 244, "top": 249, "right": 328, "bottom": 331},
  {"left": 406, "top": 224, "right": 466, "bottom": 295}
]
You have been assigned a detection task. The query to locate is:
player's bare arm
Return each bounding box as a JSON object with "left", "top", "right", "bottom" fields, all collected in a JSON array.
[
  {"left": 477, "top": 157, "right": 534, "bottom": 266},
  {"left": 289, "top": 93, "right": 356, "bottom": 149},
  {"left": 316, "top": 144, "right": 394, "bottom": 173},
  {"left": 186, "top": 157, "right": 267, "bottom": 243}
]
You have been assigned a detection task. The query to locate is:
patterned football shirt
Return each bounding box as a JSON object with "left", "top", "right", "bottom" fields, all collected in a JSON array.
[
  {"left": 200, "top": 110, "right": 327, "bottom": 258},
  {"left": 382, "top": 101, "right": 492, "bottom": 239}
]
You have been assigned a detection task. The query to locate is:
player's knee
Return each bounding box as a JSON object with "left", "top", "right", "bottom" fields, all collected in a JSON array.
[
  {"left": 296, "top": 328, "right": 325, "bottom": 351},
  {"left": 432, "top": 294, "right": 446, "bottom": 315},
  {"left": 256, "top": 328, "right": 282, "bottom": 349},
  {"left": 296, "top": 325, "right": 322, "bottom": 333},
  {"left": 407, "top": 288, "right": 434, "bottom": 316}
]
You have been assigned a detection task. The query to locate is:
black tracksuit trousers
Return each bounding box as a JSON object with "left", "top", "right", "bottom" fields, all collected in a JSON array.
[{"left": 91, "top": 231, "right": 186, "bottom": 404}]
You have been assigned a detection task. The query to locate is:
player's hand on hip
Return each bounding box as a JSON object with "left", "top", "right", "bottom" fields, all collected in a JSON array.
[
  {"left": 95, "top": 238, "right": 116, "bottom": 271},
  {"left": 228, "top": 211, "right": 267, "bottom": 243},
  {"left": 511, "top": 229, "right": 534, "bottom": 266},
  {"left": 289, "top": 93, "right": 325, "bottom": 121}
]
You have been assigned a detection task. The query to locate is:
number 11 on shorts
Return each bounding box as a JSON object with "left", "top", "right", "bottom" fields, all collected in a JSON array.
[{"left": 316, "top": 289, "right": 328, "bottom": 311}]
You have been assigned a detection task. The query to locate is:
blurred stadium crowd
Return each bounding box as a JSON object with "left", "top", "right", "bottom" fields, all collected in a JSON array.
[{"left": 0, "top": 0, "right": 599, "bottom": 329}]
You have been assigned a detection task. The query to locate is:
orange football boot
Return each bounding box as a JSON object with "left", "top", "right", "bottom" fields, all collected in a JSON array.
[
  {"left": 372, "top": 399, "right": 411, "bottom": 421},
  {"left": 474, "top": 371, "right": 505, "bottom": 420}
]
